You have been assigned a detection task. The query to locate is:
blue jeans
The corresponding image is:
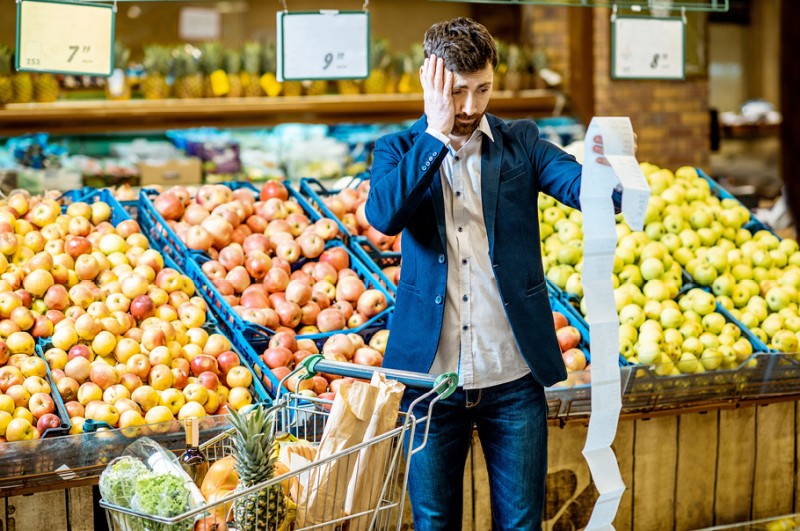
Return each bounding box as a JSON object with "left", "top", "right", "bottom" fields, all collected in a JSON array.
[{"left": 402, "top": 373, "right": 548, "bottom": 531}]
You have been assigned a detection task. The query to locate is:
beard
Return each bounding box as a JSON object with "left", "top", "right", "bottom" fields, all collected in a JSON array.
[{"left": 450, "top": 113, "right": 483, "bottom": 137}]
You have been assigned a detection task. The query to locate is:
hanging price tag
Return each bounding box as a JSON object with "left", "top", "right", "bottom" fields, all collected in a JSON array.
[
  {"left": 612, "top": 16, "right": 685, "bottom": 80},
  {"left": 276, "top": 10, "right": 369, "bottom": 81},
  {"left": 16, "top": 0, "right": 114, "bottom": 77}
]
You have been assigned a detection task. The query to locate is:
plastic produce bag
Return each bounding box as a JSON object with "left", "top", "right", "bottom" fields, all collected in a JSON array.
[{"left": 99, "top": 437, "right": 206, "bottom": 531}]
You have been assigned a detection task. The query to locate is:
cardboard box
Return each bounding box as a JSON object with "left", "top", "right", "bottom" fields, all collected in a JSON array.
[{"left": 137, "top": 158, "right": 202, "bottom": 187}]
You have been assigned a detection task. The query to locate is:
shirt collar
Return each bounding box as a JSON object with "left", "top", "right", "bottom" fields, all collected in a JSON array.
[{"left": 478, "top": 115, "right": 494, "bottom": 143}]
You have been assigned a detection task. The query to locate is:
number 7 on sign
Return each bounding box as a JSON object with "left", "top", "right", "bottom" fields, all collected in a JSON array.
[
  {"left": 68, "top": 45, "right": 91, "bottom": 63},
  {"left": 323, "top": 52, "right": 345, "bottom": 70}
]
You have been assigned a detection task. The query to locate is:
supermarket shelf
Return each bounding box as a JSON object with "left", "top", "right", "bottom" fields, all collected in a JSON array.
[{"left": 0, "top": 90, "right": 565, "bottom": 136}]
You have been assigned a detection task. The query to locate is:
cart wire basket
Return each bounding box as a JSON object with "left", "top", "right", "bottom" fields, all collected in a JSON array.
[{"left": 99, "top": 356, "right": 458, "bottom": 531}]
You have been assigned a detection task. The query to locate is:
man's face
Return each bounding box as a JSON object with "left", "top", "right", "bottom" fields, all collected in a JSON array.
[{"left": 450, "top": 62, "right": 494, "bottom": 137}]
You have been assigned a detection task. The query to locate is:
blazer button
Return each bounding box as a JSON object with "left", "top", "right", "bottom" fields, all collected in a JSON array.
[
  {"left": 420, "top": 165, "right": 426, "bottom": 171},
  {"left": 435, "top": 295, "right": 443, "bottom": 304},
  {"left": 438, "top": 254, "right": 445, "bottom": 263}
]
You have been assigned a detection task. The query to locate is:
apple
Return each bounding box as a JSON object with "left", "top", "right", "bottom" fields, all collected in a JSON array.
[
  {"left": 20, "top": 354, "right": 47, "bottom": 378},
  {"left": 0, "top": 366, "right": 23, "bottom": 394},
  {"left": 178, "top": 401, "right": 207, "bottom": 420},
  {"left": 6, "top": 417, "right": 35, "bottom": 442},
  {"left": 77, "top": 382, "right": 103, "bottom": 405},
  {"left": 149, "top": 364, "right": 174, "bottom": 391},
  {"left": 64, "top": 357, "right": 91, "bottom": 383},
  {"left": 131, "top": 385, "right": 159, "bottom": 413},
  {"left": 556, "top": 326, "right": 581, "bottom": 352},
  {"left": 102, "top": 384, "right": 130, "bottom": 404},
  {"left": 356, "top": 290, "right": 388, "bottom": 318},
  {"left": 228, "top": 387, "right": 253, "bottom": 411},
  {"left": 56, "top": 376, "right": 80, "bottom": 402},
  {"left": 28, "top": 392, "right": 55, "bottom": 418},
  {"left": 353, "top": 347, "right": 383, "bottom": 367},
  {"left": 368, "top": 330, "right": 390, "bottom": 354},
  {"left": 190, "top": 355, "right": 219, "bottom": 377},
  {"left": 23, "top": 375, "right": 50, "bottom": 395},
  {"left": 197, "top": 371, "right": 220, "bottom": 390},
  {"left": 159, "top": 388, "right": 186, "bottom": 415}
]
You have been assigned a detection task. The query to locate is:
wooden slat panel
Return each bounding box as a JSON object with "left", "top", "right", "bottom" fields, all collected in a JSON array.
[
  {"left": 613, "top": 419, "right": 635, "bottom": 531},
  {"left": 471, "top": 434, "right": 492, "bottom": 531},
  {"left": 632, "top": 416, "right": 678, "bottom": 531},
  {"left": 675, "top": 411, "right": 719, "bottom": 531},
  {"left": 545, "top": 423, "right": 597, "bottom": 531},
  {"left": 752, "top": 402, "right": 796, "bottom": 519},
  {"left": 715, "top": 407, "right": 757, "bottom": 526},
  {"left": 67, "top": 486, "right": 95, "bottom": 531},
  {"left": 462, "top": 445, "right": 473, "bottom": 531},
  {"left": 6, "top": 490, "right": 67, "bottom": 531}
]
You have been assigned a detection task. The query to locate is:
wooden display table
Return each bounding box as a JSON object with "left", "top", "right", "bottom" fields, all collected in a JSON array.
[{"left": 0, "top": 91, "right": 564, "bottom": 136}]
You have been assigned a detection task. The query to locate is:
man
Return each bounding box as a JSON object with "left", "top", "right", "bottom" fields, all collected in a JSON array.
[{"left": 365, "top": 17, "right": 612, "bottom": 530}]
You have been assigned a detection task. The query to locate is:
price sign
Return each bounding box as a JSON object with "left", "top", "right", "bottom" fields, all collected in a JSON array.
[
  {"left": 276, "top": 10, "right": 369, "bottom": 81},
  {"left": 612, "top": 16, "right": 685, "bottom": 80},
  {"left": 16, "top": 0, "right": 114, "bottom": 77}
]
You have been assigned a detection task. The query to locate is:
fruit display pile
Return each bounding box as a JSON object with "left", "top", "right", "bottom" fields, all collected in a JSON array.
[
  {"left": 0, "top": 189, "right": 266, "bottom": 442},
  {"left": 145, "top": 181, "right": 393, "bottom": 339},
  {"left": 541, "top": 164, "right": 800, "bottom": 374}
]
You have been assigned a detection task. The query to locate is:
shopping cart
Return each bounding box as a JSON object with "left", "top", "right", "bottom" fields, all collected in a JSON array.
[{"left": 99, "top": 355, "right": 458, "bottom": 531}]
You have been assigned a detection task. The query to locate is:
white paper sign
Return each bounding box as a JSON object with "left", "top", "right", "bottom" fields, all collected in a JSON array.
[
  {"left": 179, "top": 7, "right": 221, "bottom": 41},
  {"left": 613, "top": 16, "right": 685, "bottom": 80},
  {"left": 16, "top": 0, "right": 114, "bottom": 77},
  {"left": 277, "top": 10, "right": 369, "bottom": 81}
]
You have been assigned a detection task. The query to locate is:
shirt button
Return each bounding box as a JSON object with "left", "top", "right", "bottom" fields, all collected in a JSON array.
[
  {"left": 456, "top": 191, "right": 461, "bottom": 197},
  {"left": 438, "top": 254, "right": 445, "bottom": 264},
  {"left": 461, "top": 259, "right": 467, "bottom": 264},
  {"left": 463, "top": 295, "right": 468, "bottom": 302},
  {"left": 462, "top": 325, "right": 469, "bottom": 331},
  {"left": 435, "top": 295, "right": 443, "bottom": 304},
  {"left": 457, "top": 227, "right": 463, "bottom": 232},
  {"left": 454, "top": 156, "right": 460, "bottom": 162}
]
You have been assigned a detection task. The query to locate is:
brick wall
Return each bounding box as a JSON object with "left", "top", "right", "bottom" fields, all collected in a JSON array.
[
  {"left": 592, "top": 8, "right": 710, "bottom": 170},
  {"left": 521, "top": 7, "right": 711, "bottom": 171},
  {"left": 522, "top": 6, "right": 571, "bottom": 90}
]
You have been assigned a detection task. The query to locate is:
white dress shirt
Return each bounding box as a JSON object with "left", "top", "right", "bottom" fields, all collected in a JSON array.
[{"left": 425, "top": 116, "right": 532, "bottom": 389}]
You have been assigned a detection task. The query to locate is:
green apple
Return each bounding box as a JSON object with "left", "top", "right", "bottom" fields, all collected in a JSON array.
[
  {"left": 732, "top": 338, "right": 753, "bottom": 362},
  {"left": 646, "top": 169, "right": 673, "bottom": 194},
  {"left": 661, "top": 233, "right": 681, "bottom": 253},
  {"left": 659, "top": 307, "right": 684, "bottom": 329},
  {"left": 719, "top": 345, "right": 737, "bottom": 366},
  {"left": 619, "top": 304, "right": 645, "bottom": 328},
  {"left": 664, "top": 328, "right": 683, "bottom": 347},
  {"left": 721, "top": 226, "right": 738, "bottom": 242},
  {"left": 766, "top": 286, "right": 793, "bottom": 312},
  {"left": 539, "top": 222, "right": 554, "bottom": 240},
  {"left": 637, "top": 341, "right": 663, "bottom": 366},
  {"left": 557, "top": 244, "right": 582, "bottom": 266},
  {"left": 698, "top": 228, "right": 719, "bottom": 247},
  {"left": 771, "top": 330, "right": 797, "bottom": 352},
  {"left": 679, "top": 230, "right": 701, "bottom": 250},
  {"left": 751, "top": 327, "right": 768, "bottom": 344},
  {"left": 753, "top": 267, "right": 772, "bottom": 284},
  {"left": 689, "top": 209, "right": 713, "bottom": 230},
  {"left": 564, "top": 273, "right": 583, "bottom": 298},
  {"left": 735, "top": 228, "right": 753, "bottom": 247},
  {"left": 640, "top": 258, "right": 665, "bottom": 282},
  {"left": 779, "top": 239, "right": 800, "bottom": 256},
  {"left": 645, "top": 222, "right": 665, "bottom": 241},
  {"left": 643, "top": 300, "right": 663, "bottom": 320},
  {"left": 643, "top": 279, "right": 671, "bottom": 302},
  {"left": 612, "top": 254, "right": 624, "bottom": 274},
  {"left": 639, "top": 320, "right": 664, "bottom": 343},
  {"left": 711, "top": 273, "right": 736, "bottom": 297},
  {"left": 746, "top": 298, "right": 768, "bottom": 321},
  {"left": 663, "top": 214, "right": 686, "bottom": 235},
  {"left": 682, "top": 337, "right": 703, "bottom": 356},
  {"left": 717, "top": 296, "right": 734, "bottom": 311},
  {"left": 751, "top": 249, "right": 773, "bottom": 269},
  {"left": 700, "top": 348, "right": 723, "bottom": 371},
  {"left": 783, "top": 315, "right": 800, "bottom": 333},
  {"left": 699, "top": 332, "right": 721, "bottom": 350},
  {"left": 545, "top": 236, "right": 564, "bottom": 255},
  {"left": 718, "top": 333, "right": 736, "bottom": 347},
  {"left": 547, "top": 265, "right": 572, "bottom": 290},
  {"left": 755, "top": 231, "right": 780, "bottom": 251},
  {"left": 691, "top": 291, "right": 717, "bottom": 316},
  {"left": 790, "top": 252, "right": 800, "bottom": 268},
  {"left": 740, "top": 279, "right": 761, "bottom": 298},
  {"left": 683, "top": 310, "right": 702, "bottom": 323},
  {"left": 731, "top": 264, "right": 754, "bottom": 282},
  {"left": 662, "top": 299, "right": 680, "bottom": 311},
  {"left": 731, "top": 285, "right": 751, "bottom": 308},
  {"left": 616, "top": 223, "right": 632, "bottom": 241},
  {"left": 720, "top": 208, "right": 744, "bottom": 231},
  {"left": 614, "top": 289, "right": 634, "bottom": 312},
  {"left": 679, "top": 319, "right": 704, "bottom": 339},
  {"left": 717, "top": 238, "right": 736, "bottom": 251},
  {"left": 615, "top": 247, "right": 636, "bottom": 266},
  {"left": 701, "top": 312, "right": 727, "bottom": 335},
  {"left": 569, "top": 209, "right": 582, "bottom": 224},
  {"left": 557, "top": 201, "right": 574, "bottom": 214},
  {"left": 654, "top": 358, "right": 676, "bottom": 377},
  {"left": 777, "top": 307, "right": 797, "bottom": 320},
  {"left": 580, "top": 297, "right": 587, "bottom": 316},
  {"left": 543, "top": 206, "right": 565, "bottom": 225},
  {"left": 640, "top": 241, "right": 667, "bottom": 261},
  {"left": 704, "top": 247, "right": 729, "bottom": 274},
  {"left": 619, "top": 265, "right": 644, "bottom": 288},
  {"left": 737, "top": 310, "right": 760, "bottom": 329},
  {"left": 675, "top": 352, "right": 699, "bottom": 373},
  {"left": 619, "top": 322, "right": 639, "bottom": 344},
  {"left": 673, "top": 248, "right": 695, "bottom": 267},
  {"left": 538, "top": 193, "right": 556, "bottom": 211},
  {"left": 620, "top": 339, "right": 635, "bottom": 359},
  {"left": 770, "top": 250, "right": 788, "bottom": 269},
  {"left": 661, "top": 185, "right": 686, "bottom": 206},
  {"left": 761, "top": 314, "right": 784, "bottom": 339},
  {"left": 558, "top": 220, "right": 582, "bottom": 244},
  {"left": 692, "top": 263, "right": 718, "bottom": 286},
  {"left": 779, "top": 269, "right": 800, "bottom": 290}
]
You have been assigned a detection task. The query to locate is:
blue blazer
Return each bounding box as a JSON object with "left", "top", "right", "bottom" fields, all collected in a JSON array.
[{"left": 366, "top": 114, "right": 590, "bottom": 388}]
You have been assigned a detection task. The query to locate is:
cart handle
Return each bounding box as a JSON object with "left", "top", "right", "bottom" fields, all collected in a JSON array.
[{"left": 300, "top": 354, "right": 458, "bottom": 399}]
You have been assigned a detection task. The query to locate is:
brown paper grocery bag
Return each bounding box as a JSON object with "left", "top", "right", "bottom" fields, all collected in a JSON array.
[
  {"left": 343, "top": 373, "right": 406, "bottom": 531},
  {"left": 296, "top": 379, "right": 379, "bottom": 530}
]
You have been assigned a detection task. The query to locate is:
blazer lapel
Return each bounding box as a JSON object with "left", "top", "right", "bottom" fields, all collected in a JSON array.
[{"left": 481, "top": 121, "right": 503, "bottom": 258}]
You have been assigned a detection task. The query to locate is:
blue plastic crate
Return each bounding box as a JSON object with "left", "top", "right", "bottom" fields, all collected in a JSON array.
[
  {"left": 33, "top": 345, "right": 72, "bottom": 438},
  {"left": 137, "top": 180, "right": 322, "bottom": 269},
  {"left": 235, "top": 308, "right": 394, "bottom": 398},
  {"left": 187, "top": 238, "right": 395, "bottom": 355}
]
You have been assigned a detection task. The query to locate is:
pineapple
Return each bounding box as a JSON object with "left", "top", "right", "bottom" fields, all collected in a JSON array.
[
  {"left": 242, "top": 42, "right": 264, "bottom": 97},
  {"left": 229, "top": 406, "right": 288, "bottom": 531},
  {"left": 364, "top": 38, "right": 392, "bottom": 94},
  {"left": 224, "top": 49, "right": 243, "bottom": 98},
  {"left": 303, "top": 79, "right": 328, "bottom": 96},
  {"left": 199, "top": 43, "right": 224, "bottom": 98},
  {"left": 0, "top": 45, "right": 13, "bottom": 104},
  {"left": 503, "top": 44, "right": 522, "bottom": 92},
  {"left": 173, "top": 47, "right": 202, "bottom": 99},
  {"left": 34, "top": 73, "right": 59, "bottom": 103},
  {"left": 142, "top": 45, "right": 171, "bottom": 100},
  {"left": 261, "top": 43, "right": 285, "bottom": 97},
  {"left": 106, "top": 40, "right": 131, "bottom": 100},
  {"left": 494, "top": 39, "right": 509, "bottom": 93},
  {"left": 10, "top": 50, "right": 33, "bottom": 104}
]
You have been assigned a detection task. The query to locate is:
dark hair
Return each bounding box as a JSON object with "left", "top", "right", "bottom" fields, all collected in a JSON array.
[{"left": 423, "top": 17, "right": 498, "bottom": 74}]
